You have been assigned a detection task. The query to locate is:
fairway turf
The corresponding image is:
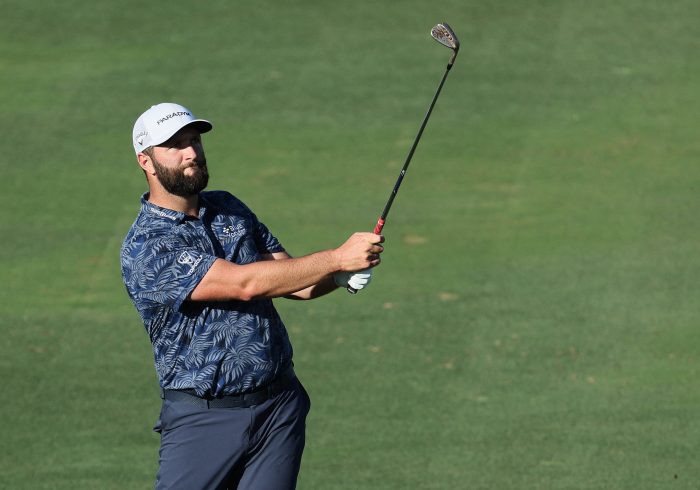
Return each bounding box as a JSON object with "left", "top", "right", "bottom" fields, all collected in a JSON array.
[{"left": 2, "top": 1, "right": 700, "bottom": 488}]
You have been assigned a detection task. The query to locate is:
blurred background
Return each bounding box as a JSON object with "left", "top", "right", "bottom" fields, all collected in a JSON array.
[{"left": 1, "top": 0, "right": 699, "bottom": 488}]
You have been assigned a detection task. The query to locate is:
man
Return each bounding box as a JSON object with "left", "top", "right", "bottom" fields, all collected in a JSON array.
[{"left": 120, "top": 102, "right": 384, "bottom": 489}]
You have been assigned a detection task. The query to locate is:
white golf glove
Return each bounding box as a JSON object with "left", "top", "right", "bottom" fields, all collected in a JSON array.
[{"left": 333, "top": 269, "right": 373, "bottom": 291}]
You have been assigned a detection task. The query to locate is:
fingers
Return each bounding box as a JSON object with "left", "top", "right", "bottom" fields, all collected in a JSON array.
[
  {"left": 337, "top": 232, "right": 386, "bottom": 271},
  {"left": 354, "top": 232, "right": 384, "bottom": 243},
  {"left": 360, "top": 233, "right": 384, "bottom": 267},
  {"left": 334, "top": 269, "right": 373, "bottom": 290},
  {"left": 346, "top": 269, "right": 373, "bottom": 291},
  {"left": 370, "top": 244, "right": 384, "bottom": 254},
  {"left": 369, "top": 235, "right": 384, "bottom": 262}
]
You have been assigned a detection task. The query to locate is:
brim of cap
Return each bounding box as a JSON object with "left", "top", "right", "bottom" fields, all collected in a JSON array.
[
  {"left": 150, "top": 119, "right": 213, "bottom": 147},
  {"left": 186, "top": 119, "right": 213, "bottom": 135}
]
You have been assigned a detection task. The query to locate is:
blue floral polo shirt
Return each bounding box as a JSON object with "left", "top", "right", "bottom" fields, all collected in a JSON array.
[{"left": 120, "top": 191, "right": 293, "bottom": 397}]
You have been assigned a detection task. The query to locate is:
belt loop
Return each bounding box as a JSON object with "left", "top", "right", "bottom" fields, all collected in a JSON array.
[{"left": 205, "top": 398, "right": 210, "bottom": 409}]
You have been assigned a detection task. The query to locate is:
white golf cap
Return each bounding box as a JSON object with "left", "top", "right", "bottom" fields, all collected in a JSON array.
[{"left": 132, "top": 102, "right": 212, "bottom": 154}]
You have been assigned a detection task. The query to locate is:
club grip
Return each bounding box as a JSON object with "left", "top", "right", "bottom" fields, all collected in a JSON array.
[
  {"left": 347, "top": 217, "right": 385, "bottom": 294},
  {"left": 373, "top": 218, "right": 385, "bottom": 235}
]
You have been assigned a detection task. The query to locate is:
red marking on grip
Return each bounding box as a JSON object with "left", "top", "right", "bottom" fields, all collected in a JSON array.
[{"left": 373, "top": 218, "right": 385, "bottom": 235}]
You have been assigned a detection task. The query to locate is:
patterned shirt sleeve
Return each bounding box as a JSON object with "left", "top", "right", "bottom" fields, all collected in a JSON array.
[
  {"left": 252, "top": 216, "right": 285, "bottom": 254},
  {"left": 125, "top": 234, "right": 217, "bottom": 312}
]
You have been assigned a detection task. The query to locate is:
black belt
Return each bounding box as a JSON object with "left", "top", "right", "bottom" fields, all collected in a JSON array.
[{"left": 161, "top": 365, "right": 296, "bottom": 409}]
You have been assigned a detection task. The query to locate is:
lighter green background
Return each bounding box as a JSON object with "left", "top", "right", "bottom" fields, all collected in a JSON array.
[{"left": 1, "top": 1, "right": 699, "bottom": 488}]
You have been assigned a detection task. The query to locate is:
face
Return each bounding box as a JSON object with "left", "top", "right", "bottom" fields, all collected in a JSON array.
[{"left": 148, "top": 127, "right": 209, "bottom": 197}]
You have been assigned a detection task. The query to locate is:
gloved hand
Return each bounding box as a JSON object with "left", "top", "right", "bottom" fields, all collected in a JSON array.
[{"left": 333, "top": 269, "right": 373, "bottom": 291}]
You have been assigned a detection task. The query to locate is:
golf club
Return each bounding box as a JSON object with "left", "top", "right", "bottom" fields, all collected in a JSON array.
[{"left": 348, "top": 23, "right": 460, "bottom": 294}]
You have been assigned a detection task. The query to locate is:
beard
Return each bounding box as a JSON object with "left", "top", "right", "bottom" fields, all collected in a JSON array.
[{"left": 152, "top": 156, "right": 209, "bottom": 197}]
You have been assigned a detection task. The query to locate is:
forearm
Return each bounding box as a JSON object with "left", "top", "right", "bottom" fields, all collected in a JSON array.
[
  {"left": 284, "top": 274, "right": 339, "bottom": 300},
  {"left": 190, "top": 251, "right": 341, "bottom": 302}
]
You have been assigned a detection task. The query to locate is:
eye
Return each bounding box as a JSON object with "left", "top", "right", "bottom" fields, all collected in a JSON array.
[{"left": 171, "top": 138, "right": 189, "bottom": 150}]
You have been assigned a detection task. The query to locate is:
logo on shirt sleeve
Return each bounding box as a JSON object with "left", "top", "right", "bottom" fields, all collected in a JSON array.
[{"left": 177, "top": 251, "right": 203, "bottom": 276}]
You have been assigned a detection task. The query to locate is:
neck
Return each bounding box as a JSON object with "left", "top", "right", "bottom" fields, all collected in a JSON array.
[{"left": 148, "top": 187, "right": 200, "bottom": 217}]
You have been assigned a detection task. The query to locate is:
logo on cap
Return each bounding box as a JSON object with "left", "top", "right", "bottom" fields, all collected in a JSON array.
[
  {"left": 135, "top": 130, "right": 148, "bottom": 146},
  {"left": 156, "top": 111, "right": 192, "bottom": 125}
]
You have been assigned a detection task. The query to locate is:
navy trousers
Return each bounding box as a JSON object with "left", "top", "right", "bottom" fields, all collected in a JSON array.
[{"left": 153, "top": 378, "right": 311, "bottom": 490}]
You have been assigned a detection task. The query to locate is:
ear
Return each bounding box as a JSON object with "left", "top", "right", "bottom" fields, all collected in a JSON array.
[{"left": 137, "top": 152, "right": 155, "bottom": 175}]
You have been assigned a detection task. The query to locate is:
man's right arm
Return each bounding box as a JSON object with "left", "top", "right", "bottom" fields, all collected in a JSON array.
[{"left": 188, "top": 232, "right": 384, "bottom": 302}]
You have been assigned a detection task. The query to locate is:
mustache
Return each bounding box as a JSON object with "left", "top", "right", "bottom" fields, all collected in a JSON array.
[{"left": 182, "top": 159, "right": 207, "bottom": 169}]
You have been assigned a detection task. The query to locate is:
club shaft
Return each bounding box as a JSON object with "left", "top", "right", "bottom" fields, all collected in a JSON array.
[
  {"left": 348, "top": 58, "right": 456, "bottom": 295},
  {"left": 374, "top": 63, "right": 453, "bottom": 234}
]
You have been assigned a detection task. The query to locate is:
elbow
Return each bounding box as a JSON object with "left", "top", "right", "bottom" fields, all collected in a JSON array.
[
  {"left": 236, "top": 286, "right": 257, "bottom": 302},
  {"left": 236, "top": 279, "right": 270, "bottom": 302}
]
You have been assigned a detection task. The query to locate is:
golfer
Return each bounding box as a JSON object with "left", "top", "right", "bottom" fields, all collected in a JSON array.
[{"left": 120, "top": 102, "right": 384, "bottom": 489}]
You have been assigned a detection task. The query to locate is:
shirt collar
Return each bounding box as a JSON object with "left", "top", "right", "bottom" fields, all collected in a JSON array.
[{"left": 140, "top": 192, "right": 208, "bottom": 223}]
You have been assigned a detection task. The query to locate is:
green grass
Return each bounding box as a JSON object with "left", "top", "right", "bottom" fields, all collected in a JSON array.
[{"left": 2, "top": 0, "right": 700, "bottom": 488}]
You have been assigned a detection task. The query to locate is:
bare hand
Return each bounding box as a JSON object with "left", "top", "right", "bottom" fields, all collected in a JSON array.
[{"left": 333, "top": 232, "right": 385, "bottom": 272}]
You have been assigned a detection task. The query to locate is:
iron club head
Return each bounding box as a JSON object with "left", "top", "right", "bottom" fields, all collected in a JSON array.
[{"left": 431, "top": 23, "right": 460, "bottom": 66}]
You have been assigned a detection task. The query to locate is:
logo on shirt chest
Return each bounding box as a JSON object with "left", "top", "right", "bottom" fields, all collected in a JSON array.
[{"left": 221, "top": 223, "right": 247, "bottom": 240}]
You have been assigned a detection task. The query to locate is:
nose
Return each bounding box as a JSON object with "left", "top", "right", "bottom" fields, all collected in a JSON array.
[{"left": 182, "top": 143, "right": 198, "bottom": 161}]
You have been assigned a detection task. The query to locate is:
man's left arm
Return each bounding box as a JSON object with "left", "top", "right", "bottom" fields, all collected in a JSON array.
[{"left": 260, "top": 251, "right": 337, "bottom": 300}]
